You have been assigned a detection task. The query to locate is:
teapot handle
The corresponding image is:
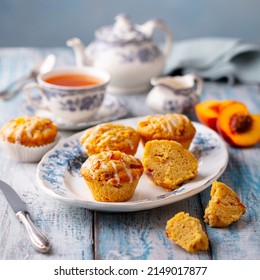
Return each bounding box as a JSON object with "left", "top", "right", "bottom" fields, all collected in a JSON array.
[
  {"left": 140, "top": 19, "right": 173, "bottom": 58},
  {"left": 192, "top": 74, "right": 203, "bottom": 96}
]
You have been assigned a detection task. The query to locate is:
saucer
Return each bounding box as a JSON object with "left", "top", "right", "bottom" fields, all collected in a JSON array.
[{"left": 22, "top": 94, "right": 128, "bottom": 131}]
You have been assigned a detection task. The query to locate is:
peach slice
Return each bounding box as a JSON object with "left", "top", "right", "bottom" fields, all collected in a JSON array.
[
  {"left": 217, "top": 102, "right": 260, "bottom": 147},
  {"left": 195, "top": 100, "right": 235, "bottom": 131}
]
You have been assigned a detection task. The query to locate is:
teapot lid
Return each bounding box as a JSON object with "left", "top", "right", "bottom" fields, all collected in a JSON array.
[{"left": 95, "top": 14, "right": 148, "bottom": 43}]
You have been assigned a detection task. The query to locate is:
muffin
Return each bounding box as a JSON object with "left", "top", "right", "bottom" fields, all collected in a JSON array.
[
  {"left": 80, "top": 123, "right": 140, "bottom": 156},
  {"left": 204, "top": 181, "right": 247, "bottom": 227},
  {"left": 137, "top": 113, "right": 196, "bottom": 149},
  {"left": 142, "top": 140, "right": 198, "bottom": 190},
  {"left": 80, "top": 150, "right": 143, "bottom": 202},
  {"left": 0, "top": 116, "right": 58, "bottom": 162},
  {"left": 166, "top": 212, "right": 209, "bottom": 253}
]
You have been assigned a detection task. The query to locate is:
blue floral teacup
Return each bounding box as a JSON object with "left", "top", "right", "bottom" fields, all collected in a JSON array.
[{"left": 23, "top": 66, "right": 110, "bottom": 122}]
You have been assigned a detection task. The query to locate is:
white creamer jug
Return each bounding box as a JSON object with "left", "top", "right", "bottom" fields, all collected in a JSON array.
[{"left": 146, "top": 74, "right": 203, "bottom": 114}]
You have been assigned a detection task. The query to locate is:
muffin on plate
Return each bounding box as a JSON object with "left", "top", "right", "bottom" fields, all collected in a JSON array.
[
  {"left": 80, "top": 123, "right": 140, "bottom": 156},
  {"left": 137, "top": 113, "right": 196, "bottom": 149},
  {"left": 166, "top": 212, "right": 209, "bottom": 253},
  {"left": 204, "top": 181, "right": 247, "bottom": 227},
  {"left": 142, "top": 139, "right": 198, "bottom": 190},
  {"left": 0, "top": 116, "right": 59, "bottom": 162},
  {"left": 80, "top": 150, "right": 143, "bottom": 202}
]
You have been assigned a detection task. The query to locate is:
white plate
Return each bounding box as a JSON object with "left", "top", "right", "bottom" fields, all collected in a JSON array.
[
  {"left": 22, "top": 93, "right": 128, "bottom": 131},
  {"left": 37, "top": 117, "right": 228, "bottom": 212}
]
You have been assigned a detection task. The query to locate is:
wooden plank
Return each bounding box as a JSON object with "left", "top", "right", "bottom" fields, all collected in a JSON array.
[
  {"left": 199, "top": 83, "right": 260, "bottom": 260},
  {"left": 200, "top": 145, "right": 260, "bottom": 259},
  {"left": 95, "top": 194, "right": 210, "bottom": 260},
  {"left": 0, "top": 150, "right": 94, "bottom": 260}
]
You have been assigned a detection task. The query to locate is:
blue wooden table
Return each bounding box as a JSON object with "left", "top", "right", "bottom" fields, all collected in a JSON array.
[{"left": 0, "top": 48, "right": 259, "bottom": 260}]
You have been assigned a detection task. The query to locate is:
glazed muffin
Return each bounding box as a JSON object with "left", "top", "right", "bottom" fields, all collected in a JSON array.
[
  {"left": 0, "top": 116, "right": 58, "bottom": 162},
  {"left": 204, "top": 181, "right": 246, "bottom": 227},
  {"left": 80, "top": 150, "right": 143, "bottom": 202},
  {"left": 80, "top": 123, "right": 140, "bottom": 156},
  {"left": 137, "top": 113, "right": 196, "bottom": 149},
  {"left": 166, "top": 212, "right": 209, "bottom": 253},
  {"left": 0, "top": 116, "right": 57, "bottom": 146},
  {"left": 142, "top": 140, "right": 198, "bottom": 190}
]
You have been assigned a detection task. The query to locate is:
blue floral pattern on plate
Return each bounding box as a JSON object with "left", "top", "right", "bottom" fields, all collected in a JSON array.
[
  {"left": 39, "top": 139, "right": 87, "bottom": 196},
  {"left": 37, "top": 119, "right": 228, "bottom": 212}
]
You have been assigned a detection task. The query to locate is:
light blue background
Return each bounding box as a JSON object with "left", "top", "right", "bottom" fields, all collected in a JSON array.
[{"left": 0, "top": 0, "right": 259, "bottom": 47}]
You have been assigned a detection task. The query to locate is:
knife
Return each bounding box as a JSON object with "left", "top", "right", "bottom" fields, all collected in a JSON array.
[{"left": 0, "top": 180, "right": 50, "bottom": 253}]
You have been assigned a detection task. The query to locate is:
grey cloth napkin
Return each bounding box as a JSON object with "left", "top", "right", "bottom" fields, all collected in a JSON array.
[{"left": 165, "top": 37, "right": 260, "bottom": 84}]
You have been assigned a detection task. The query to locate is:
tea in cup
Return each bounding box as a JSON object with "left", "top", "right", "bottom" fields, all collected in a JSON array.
[{"left": 23, "top": 67, "right": 110, "bottom": 122}]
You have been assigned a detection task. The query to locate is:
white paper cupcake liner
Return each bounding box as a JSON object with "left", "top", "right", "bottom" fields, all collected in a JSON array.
[{"left": 0, "top": 134, "right": 61, "bottom": 163}]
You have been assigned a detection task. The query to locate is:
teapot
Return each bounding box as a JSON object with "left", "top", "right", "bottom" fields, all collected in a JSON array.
[
  {"left": 67, "top": 14, "right": 173, "bottom": 94},
  {"left": 146, "top": 74, "right": 203, "bottom": 114}
]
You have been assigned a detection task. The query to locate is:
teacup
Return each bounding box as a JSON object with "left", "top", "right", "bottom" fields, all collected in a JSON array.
[
  {"left": 146, "top": 74, "right": 203, "bottom": 114},
  {"left": 23, "top": 66, "right": 110, "bottom": 122}
]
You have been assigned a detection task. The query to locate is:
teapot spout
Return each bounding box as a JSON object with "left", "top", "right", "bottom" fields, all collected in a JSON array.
[
  {"left": 150, "top": 76, "right": 180, "bottom": 88},
  {"left": 151, "top": 74, "right": 203, "bottom": 92},
  {"left": 66, "top": 37, "right": 90, "bottom": 67}
]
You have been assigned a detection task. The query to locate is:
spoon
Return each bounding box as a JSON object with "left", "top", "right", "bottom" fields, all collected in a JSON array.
[{"left": 0, "top": 54, "right": 56, "bottom": 101}]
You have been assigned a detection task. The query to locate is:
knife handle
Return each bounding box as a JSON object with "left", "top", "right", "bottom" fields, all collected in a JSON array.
[{"left": 16, "top": 211, "right": 51, "bottom": 253}]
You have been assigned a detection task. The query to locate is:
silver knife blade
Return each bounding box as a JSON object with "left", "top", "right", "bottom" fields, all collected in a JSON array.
[
  {"left": 0, "top": 180, "right": 27, "bottom": 213},
  {"left": 0, "top": 179, "right": 50, "bottom": 253}
]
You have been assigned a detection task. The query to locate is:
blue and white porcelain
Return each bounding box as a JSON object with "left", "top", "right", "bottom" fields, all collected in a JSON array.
[
  {"left": 37, "top": 117, "right": 228, "bottom": 212},
  {"left": 23, "top": 66, "right": 110, "bottom": 122},
  {"left": 67, "top": 14, "right": 173, "bottom": 94},
  {"left": 146, "top": 74, "right": 203, "bottom": 114},
  {"left": 22, "top": 93, "right": 128, "bottom": 131}
]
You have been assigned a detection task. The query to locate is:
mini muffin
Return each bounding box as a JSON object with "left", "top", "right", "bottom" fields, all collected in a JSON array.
[
  {"left": 0, "top": 116, "right": 58, "bottom": 162},
  {"left": 137, "top": 113, "right": 196, "bottom": 149},
  {"left": 166, "top": 212, "right": 209, "bottom": 253},
  {"left": 142, "top": 140, "right": 198, "bottom": 190},
  {"left": 80, "top": 123, "right": 140, "bottom": 156},
  {"left": 204, "top": 181, "right": 247, "bottom": 227},
  {"left": 80, "top": 150, "right": 143, "bottom": 202}
]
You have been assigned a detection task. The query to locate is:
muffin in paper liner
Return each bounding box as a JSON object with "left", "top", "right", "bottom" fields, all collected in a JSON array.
[{"left": 0, "top": 134, "right": 60, "bottom": 163}]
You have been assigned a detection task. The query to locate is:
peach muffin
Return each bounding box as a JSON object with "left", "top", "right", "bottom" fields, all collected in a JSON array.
[
  {"left": 204, "top": 181, "right": 247, "bottom": 227},
  {"left": 166, "top": 212, "right": 209, "bottom": 253},
  {"left": 142, "top": 140, "right": 198, "bottom": 190},
  {"left": 0, "top": 116, "right": 57, "bottom": 146},
  {"left": 137, "top": 113, "right": 196, "bottom": 149},
  {"left": 80, "top": 150, "right": 143, "bottom": 202},
  {"left": 80, "top": 123, "right": 140, "bottom": 156},
  {"left": 0, "top": 116, "right": 58, "bottom": 162}
]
